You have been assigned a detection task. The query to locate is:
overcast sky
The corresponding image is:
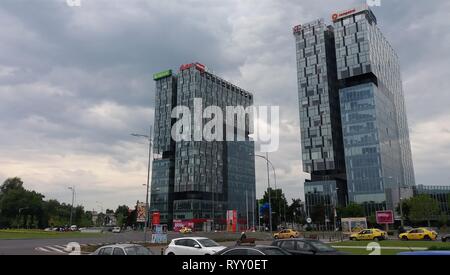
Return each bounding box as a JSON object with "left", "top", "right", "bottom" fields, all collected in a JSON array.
[{"left": 1, "top": 0, "right": 449, "bottom": 212}]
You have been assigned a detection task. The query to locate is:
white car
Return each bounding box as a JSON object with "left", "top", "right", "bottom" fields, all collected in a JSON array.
[
  {"left": 91, "top": 244, "right": 153, "bottom": 255},
  {"left": 112, "top": 227, "right": 121, "bottom": 233},
  {"left": 165, "top": 237, "right": 226, "bottom": 255}
]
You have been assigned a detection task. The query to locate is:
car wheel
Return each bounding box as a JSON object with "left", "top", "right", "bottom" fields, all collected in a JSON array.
[
  {"left": 167, "top": 252, "right": 175, "bottom": 255},
  {"left": 373, "top": 237, "right": 380, "bottom": 242},
  {"left": 350, "top": 237, "right": 355, "bottom": 241},
  {"left": 290, "top": 236, "right": 294, "bottom": 238},
  {"left": 274, "top": 236, "right": 278, "bottom": 239},
  {"left": 424, "top": 235, "right": 431, "bottom": 241},
  {"left": 443, "top": 238, "right": 448, "bottom": 242},
  {"left": 401, "top": 236, "right": 408, "bottom": 241}
]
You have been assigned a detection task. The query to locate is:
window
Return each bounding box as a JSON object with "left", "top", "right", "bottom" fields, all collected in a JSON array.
[
  {"left": 280, "top": 241, "right": 296, "bottom": 250},
  {"left": 101, "top": 247, "right": 113, "bottom": 255},
  {"left": 113, "top": 248, "right": 126, "bottom": 255}
]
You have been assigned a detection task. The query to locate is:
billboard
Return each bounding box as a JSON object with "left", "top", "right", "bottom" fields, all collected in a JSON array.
[
  {"left": 136, "top": 202, "right": 147, "bottom": 223},
  {"left": 173, "top": 219, "right": 194, "bottom": 232},
  {"left": 153, "top": 69, "right": 172, "bottom": 80},
  {"left": 376, "top": 210, "right": 394, "bottom": 224},
  {"left": 341, "top": 217, "right": 367, "bottom": 233},
  {"left": 226, "top": 210, "right": 237, "bottom": 232}
]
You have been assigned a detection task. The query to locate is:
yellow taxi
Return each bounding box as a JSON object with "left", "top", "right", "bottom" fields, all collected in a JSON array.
[
  {"left": 350, "top": 228, "right": 387, "bottom": 241},
  {"left": 179, "top": 226, "right": 193, "bottom": 234},
  {"left": 399, "top": 228, "right": 438, "bottom": 241},
  {"left": 273, "top": 229, "right": 300, "bottom": 239}
]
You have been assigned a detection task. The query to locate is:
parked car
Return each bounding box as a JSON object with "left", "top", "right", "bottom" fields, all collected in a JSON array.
[
  {"left": 273, "top": 229, "right": 300, "bottom": 239},
  {"left": 179, "top": 227, "right": 193, "bottom": 234},
  {"left": 165, "top": 237, "right": 226, "bottom": 255},
  {"left": 91, "top": 244, "right": 153, "bottom": 255},
  {"left": 350, "top": 228, "right": 387, "bottom": 241},
  {"left": 271, "top": 238, "right": 349, "bottom": 255},
  {"left": 112, "top": 227, "right": 121, "bottom": 233},
  {"left": 442, "top": 234, "right": 450, "bottom": 242},
  {"left": 399, "top": 228, "right": 438, "bottom": 241},
  {"left": 70, "top": 225, "right": 78, "bottom": 231},
  {"left": 214, "top": 245, "right": 291, "bottom": 255}
]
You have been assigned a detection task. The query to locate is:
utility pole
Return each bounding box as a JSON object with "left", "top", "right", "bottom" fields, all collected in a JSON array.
[
  {"left": 131, "top": 125, "right": 153, "bottom": 243},
  {"left": 246, "top": 190, "right": 249, "bottom": 230}
]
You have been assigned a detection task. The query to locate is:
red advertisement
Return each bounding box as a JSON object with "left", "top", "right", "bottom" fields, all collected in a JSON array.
[
  {"left": 173, "top": 219, "right": 195, "bottom": 232},
  {"left": 376, "top": 210, "right": 394, "bottom": 224},
  {"left": 226, "top": 210, "right": 237, "bottom": 232},
  {"left": 152, "top": 212, "right": 160, "bottom": 225}
]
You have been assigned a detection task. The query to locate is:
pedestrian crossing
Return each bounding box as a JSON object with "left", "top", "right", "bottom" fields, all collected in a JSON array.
[{"left": 35, "top": 245, "right": 70, "bottom": 254}]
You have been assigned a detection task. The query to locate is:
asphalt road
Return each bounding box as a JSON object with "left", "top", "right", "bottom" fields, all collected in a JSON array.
[{"left": 0, "top": 231, "right": 274, "bottom": 255}]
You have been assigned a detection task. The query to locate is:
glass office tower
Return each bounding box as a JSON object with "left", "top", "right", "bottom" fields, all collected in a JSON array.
[
  {"left": 294, "top": 5, "right": 415, "bottom": 216},
  {"left": 151, "top": 64, "right": 255, "bottom": 230},
  {"left": 293, "top": 19, "right": 348, "bottom": 220}
]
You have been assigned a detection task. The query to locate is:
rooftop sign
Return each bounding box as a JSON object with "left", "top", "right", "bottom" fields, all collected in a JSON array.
[
  {"left": 153, "top": 69, "right": 172, "bottom": 80},
  {"left": 180, "top": 62, "right": 206, "bottom": 72},
  {"left": 331, "top": 4, "right": 368, "bottom": 22}
]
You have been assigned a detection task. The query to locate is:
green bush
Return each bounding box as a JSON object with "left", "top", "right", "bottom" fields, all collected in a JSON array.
[{"left": 428, "top": 246, "right": 450, "bottom": 251}]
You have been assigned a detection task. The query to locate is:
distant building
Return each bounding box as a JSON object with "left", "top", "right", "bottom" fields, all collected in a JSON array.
[{"left": 414, "top": 185, "right": 450, "bottom": 216}]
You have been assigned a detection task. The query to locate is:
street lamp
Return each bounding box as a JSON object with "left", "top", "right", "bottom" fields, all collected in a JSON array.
[
  {"left": 68, "top": 186, "right": 75, "bottom": 226},
  {"left": 131, "top": 125, "right": 153, "bottom": 243},
  {"left": 251, "top": 152, "right": 277, "bottom": 235}
]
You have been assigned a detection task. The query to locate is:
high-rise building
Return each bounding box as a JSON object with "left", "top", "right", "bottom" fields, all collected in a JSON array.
[
  {"left": 294, "top": 5, "right": 416, "bottom": 217},
  {"left": 151, "top": 63, "right": 256, "bottom": 231}
]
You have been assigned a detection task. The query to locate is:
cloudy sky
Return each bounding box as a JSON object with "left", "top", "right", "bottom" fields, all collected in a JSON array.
[{"left": 0, "top": 0, "right": 449, "bottom": 211}]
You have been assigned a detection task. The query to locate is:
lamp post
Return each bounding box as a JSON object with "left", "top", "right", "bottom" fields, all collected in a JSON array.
[
  {"left": 131, "top": 125, "right": 153, "bottom": 243},
  {"left": 252, "top": 153, "right": 277, "bottom": 235},
  {"left": 68, "top": 186, "right": 75, "bottom": 226}
]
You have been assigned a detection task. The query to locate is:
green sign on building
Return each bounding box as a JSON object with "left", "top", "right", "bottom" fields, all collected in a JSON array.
[{"left": 153, "top": 70, "right": 172, "bottom": 80}]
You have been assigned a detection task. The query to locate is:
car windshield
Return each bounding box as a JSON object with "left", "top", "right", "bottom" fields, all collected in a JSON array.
[
  {"left": 308, "top": 241, "right": 336, "bottom": 252},
  {"left": 261, "top": 248, "right": 290, "bottom": 255},
  {"left": 198, "top": 239, "right": 221, "bottom": 247},
  {"left": 124, "top": 246, "right": 152, "bottom": 255}
]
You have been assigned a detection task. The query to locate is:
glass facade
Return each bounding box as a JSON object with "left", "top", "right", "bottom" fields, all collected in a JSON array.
[
  {"left": 304, "top": 180, "right": 347, "bottom": 222},
  {"left": 340, "top": 83, "right": 402, "bottom": 208},
  {"left": 294, "top": 6, "right": 416, "bottom": 216},
  {"left": 293, "top": 19, "right": 347, "bottom": 218},
  {"left": 151, "top": 64, "right": 255, "bottom": 230},
  {"left": 293, "top": 19, "right": 345, "bottom": 174},
  {"left": 334, "top": 6, "right": 416, "bottom": 211}
]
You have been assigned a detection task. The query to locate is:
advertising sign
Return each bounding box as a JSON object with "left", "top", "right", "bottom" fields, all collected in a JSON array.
[
  {"left": 226, "top": 210, "right": 237, "bottom": 232},
  {"left": 376, "top": 210, "right": 394, "bottom": 224},
  {"left": 152, "top": 212, "right": 160, "bottom": 225},
  {"left": 151, "top": 224, "right": 167, "bottom": 244},
  {"left": 136, "top": 202, "right": 147, "bottom": 223},
  {"left": 341, "top": 217, "right": 367, "bottom": 233},
  {"left": 153, "top": 69, "right": 172, "bottom": 80},
  {"left": 331, "top": 4, "right": 368, "bottom": 22},
  {"left": 173, "top": 219, "right": 194, "bottom": 232}
]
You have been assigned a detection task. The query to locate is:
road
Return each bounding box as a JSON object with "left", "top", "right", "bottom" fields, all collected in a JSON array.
[{"left": 0, "top": 231, "right": 274, "bottom": 255}]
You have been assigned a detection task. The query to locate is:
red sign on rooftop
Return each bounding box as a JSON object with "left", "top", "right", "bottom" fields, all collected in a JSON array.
[{"left": 180, "top": 62, "right": 206, "bottom": 72}]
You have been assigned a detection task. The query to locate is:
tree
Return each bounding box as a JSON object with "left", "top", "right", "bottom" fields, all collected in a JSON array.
[
  {"left": 261, "top": 188, "right": 289, "bottom": 229},
  {"left": 407, "top": 195, "right": 440, "bottom": 227},
  {"left": 286, "top": 199, "right": 305, "bottom": 224},
  {"left": 338, "top": 203, "right": 365, "bottom": 218},
  {"left": 115, "top": 205, "right": 130, "bottom": 227}
]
